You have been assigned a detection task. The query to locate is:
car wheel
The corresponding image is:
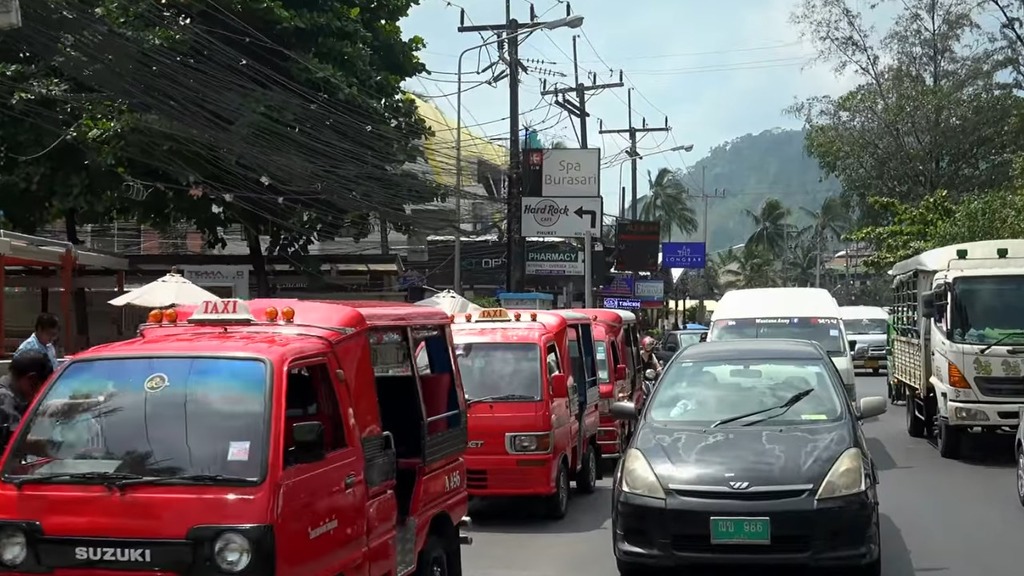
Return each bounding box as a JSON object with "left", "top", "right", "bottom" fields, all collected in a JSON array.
[
  {"left": 415, "top": 536, "right": 449, "bottom": 576},
  {"left": 545, "top": 461, "right": 570, "bottom": 519},
  {"left": 906, "top": 391, "right": 925, "bottom": 438},
  {"left": 576, "top": 444, "right": 598, "bottom": 494},
  {"left": 1016, "top": 446, "right": 1024, "bottom": 507},
  {"left": 937, "top": 419, "right": 962, "bottom": 459}
]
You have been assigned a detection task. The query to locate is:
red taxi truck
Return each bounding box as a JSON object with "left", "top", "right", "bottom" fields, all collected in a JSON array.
[
  {"left": 0, "top": 298, "right": 470, "bottom": 576},
  {"left": 449, "top": 308, "right": 600, "bottom": 519}
]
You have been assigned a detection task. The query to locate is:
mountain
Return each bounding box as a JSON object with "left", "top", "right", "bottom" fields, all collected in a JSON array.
[{"left": 640, "top": 128, "right": 842, "bottom": 253}]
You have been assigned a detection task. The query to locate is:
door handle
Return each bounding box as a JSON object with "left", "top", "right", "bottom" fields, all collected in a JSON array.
[{"left": 344, "top": 473, "right": 357, "bottom": 490}]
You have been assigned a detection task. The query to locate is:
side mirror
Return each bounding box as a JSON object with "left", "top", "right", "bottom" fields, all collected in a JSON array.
[
  {"left": 615, "top": 364, "right": 627, "bottom": 381},
  {"left": 921, "top": 291, "right": 936, "bottom": 319},
  {"left": 610, "top": 401, "right": 638, "bottom": 421},
  {"left": 857, "top": 396, "right": 888, "bottom": 420},
  {"left": 644, "top": 368, "right": 657, "bottom": 381},
  {"left": 550, "top": 373, "right": 569, "bottom": 398},
  {"left": 848, "top": 340, "right": 857, "bottom": 352},
  {"left": 289, "top": 421, "right": 325, "bottom": 463},
  {"left": 698, "top": 332, "right": 708, "bottom": 342}
]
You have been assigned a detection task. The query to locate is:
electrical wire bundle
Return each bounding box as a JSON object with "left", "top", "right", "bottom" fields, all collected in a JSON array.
[{"left": 0, "top": 0, "right": 499, "bottom": 247}]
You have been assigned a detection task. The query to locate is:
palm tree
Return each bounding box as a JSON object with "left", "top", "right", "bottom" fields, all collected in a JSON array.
[
  {"left": 745, "top": 197, "right": 793, "bottom": 257},
  {"left": 722, "top": 246, "right": 779, "bottom": 290},
  {"left": 549, "top": 140, "right": 570, "bottom": 149},
  {"left": 636, "top": 168, "right": 699, "bottom": 241},
  {"left": 799, "top": 195, "right": 851, "bottom": 287}
]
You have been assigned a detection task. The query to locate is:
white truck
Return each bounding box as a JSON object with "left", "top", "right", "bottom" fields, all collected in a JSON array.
[{"left": 891, "top": 239, "right": 1024, "bottom": 459}]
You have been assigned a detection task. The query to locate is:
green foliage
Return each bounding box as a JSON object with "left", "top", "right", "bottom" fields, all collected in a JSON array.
[
  {"left": 0, "top": 0, "right": 440, "bottom": 263},
  {"left": 636, "top": 168, "right": 699, "bottom": 240}
]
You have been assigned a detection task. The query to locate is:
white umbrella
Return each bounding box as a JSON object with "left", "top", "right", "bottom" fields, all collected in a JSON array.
[
  {"left": 108, "top": 268, "right": 220, "bottom": 308},
  {"left": 415, "top": 290, "right": 483, "bottom": 315}
]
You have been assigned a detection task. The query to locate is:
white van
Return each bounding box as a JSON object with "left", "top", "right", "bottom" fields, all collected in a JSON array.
[
  {"left": 708, "top": 287, "right": 857, "bottom": 402},
  {"left": 840, "top": 306, "right": 889, "bottom": 374}
]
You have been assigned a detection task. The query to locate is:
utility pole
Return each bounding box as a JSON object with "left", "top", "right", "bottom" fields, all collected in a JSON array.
[
  {"left": 695, "top": 168, "right": 725, "bottom": 321},
  {"left": 541, "top": 38, "right": 623, "bottom": 149},
  {"left": 599, "top": 89, "right": 670, "bottom": 219},
  {"left": 457, "top": 1, "right": 532, "bottom": 292}
]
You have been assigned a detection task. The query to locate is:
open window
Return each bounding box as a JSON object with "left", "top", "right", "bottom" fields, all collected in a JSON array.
[
  {"left": 566, "top": 325, "right": 599, "bottom": 409},
  {"left": 370, "top": 326, "right": 467, "bottom": 466},
  {"left": 282, "top": 362, "right": 347, "bottom": 469}
]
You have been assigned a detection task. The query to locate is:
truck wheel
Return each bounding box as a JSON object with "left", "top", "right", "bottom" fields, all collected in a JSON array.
[
  {"left": 1017, "top": 446, "right": 1024, "bottom": 507},
  {"left": 545, "top": 462, "right": 570, "bottom": 519},
  {"left": 576, "top": 444, "right": 598, "bottom": 494},
  {"left": 906, "top": 392, "right": 925, "bottom": 438},
  {"left": 937, "top": 419, "right": 962, "bottom": 459},
  {"left": 415, "top": 536, "right": 449, "bottom": 576}
]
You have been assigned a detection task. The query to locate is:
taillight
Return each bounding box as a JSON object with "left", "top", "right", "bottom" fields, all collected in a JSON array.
[{"left": 598, "top": 383, "right": 614, "bottom": 399}]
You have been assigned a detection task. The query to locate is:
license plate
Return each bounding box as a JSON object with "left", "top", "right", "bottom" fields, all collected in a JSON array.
[
  {"left": 709, "top": 517, "right": 770, "bottom": 544},
  {"left": 865, "top": 359, "right": 879, "bottom": 368}
]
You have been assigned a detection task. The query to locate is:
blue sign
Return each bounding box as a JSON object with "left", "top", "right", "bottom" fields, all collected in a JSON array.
[
  {"left": 603, "top": 297, "right": 641, "bottom": 310},
  {"left": 662, "top": 242, "right": 706, "bottom": 269},
  {"left": 600, "top": 273, "right": 635, "bottom": 297}
]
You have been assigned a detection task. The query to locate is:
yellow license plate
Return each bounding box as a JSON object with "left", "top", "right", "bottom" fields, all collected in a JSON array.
[{"left": 865, "top": 359, "right": 879, "bottom": 368}]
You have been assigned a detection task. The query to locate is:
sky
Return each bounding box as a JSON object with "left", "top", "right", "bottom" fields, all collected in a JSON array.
[{"left": 400, "top": 0, "right": 863, "bottom": 213}]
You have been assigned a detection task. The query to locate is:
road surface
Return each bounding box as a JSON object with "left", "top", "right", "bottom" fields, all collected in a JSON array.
[{"left": 462, "top": 375, "right": 1023, "bottom": 575}]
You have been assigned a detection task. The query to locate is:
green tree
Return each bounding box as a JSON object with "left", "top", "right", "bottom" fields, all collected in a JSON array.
[
  {"left": 798, "top": 195, "right": 851, "bottom": 286},
  {"left": 3, "top": 0, "right": 443, "bottom": 296},
  {"left": 637, "top": 168, "right": 698, "bottom": 240},
  {"left": 721, "top": 246, "right": 779, "bottom": 290},
  {"left": 744, "top": 197, "right": 793, "bottom": 257},
  {"left": 790, "top": 0, "right": 1023, "bottom": 214}
]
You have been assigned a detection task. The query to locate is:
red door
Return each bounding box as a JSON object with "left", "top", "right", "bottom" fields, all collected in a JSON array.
[{"left": 277, "top": 359, "right": 369, "bottom": 576}]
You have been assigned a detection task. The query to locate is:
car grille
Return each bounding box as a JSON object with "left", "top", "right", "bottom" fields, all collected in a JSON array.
[
  {"left": 671, "top": 534, "right": 811, "bottom": 555},
  {"left": 975, "top": 376, "right": 1024, "bottom": 398},
  {"left": 467, "top": 469, "right": 488, "bottom": 490},
  {"left": 868, "top": 345, "right": 886, "bottom": 356},
  {"left": 671, "top": 489, "right": 810, "bottom": 501}
]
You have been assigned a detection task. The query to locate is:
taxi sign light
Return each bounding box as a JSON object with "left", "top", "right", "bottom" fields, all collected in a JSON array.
[
  {"left": 265, "top": 307, "right": 279, "bottom": 322},
  {"left": 477, "top": 308, "right": 511, "bottom": 321},
  {"left": 281, "top": 307, "right": 295, "bottom": 323},
  {"left": 188, "top": 299, "right": 256, "bottom": 324}
]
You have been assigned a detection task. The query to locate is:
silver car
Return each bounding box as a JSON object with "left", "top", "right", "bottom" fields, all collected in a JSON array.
[{"left": 841, "top": 312, "right": 888, "bottom": 374}]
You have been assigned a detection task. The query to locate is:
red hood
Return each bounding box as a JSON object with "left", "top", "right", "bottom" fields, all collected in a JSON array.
[{"left": 0, "top": 484, "right": 268, "bottom": 538}]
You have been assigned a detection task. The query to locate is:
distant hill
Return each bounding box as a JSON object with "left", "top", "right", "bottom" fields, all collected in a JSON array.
[{"left": 640, "top": 129, "right": 842, "bottom": 253}]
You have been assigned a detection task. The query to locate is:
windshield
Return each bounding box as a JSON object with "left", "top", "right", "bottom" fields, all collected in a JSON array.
[
  {"left": 666, "top": 332, "right": 702, "bottom": 349},
  {"left": 595, "top": 341, "right": 609, "bottom": 381},
  {"left": 710, "top": 317, "right": 846, "bottom": 355},
  {"left": 3, "top": 357, "right": 269, "bottom": 482},
  {"left": 952, "top": 276, "right": 1024, "bottom": 344},
  {"left": 455, "top": 343, "right": 541, "bottom": 401},
  {"left": 647, "top": 359, "right": 844, "bottom": 426},
  {"left": 843, "top": 318, "right": 888, "bottom": 335}
]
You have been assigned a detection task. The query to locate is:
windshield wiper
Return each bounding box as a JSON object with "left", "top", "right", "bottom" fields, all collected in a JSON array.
[
  {"left": 710, "top": 389, "right": 815, "bottom": 429},
  {"left": 467, "top": 393, "right": 536, "bottom": 405},
  {"left": 980, "top": 332, "right": 1024, "bottom": 354},
  {"left": 9, "top": 471, "right": 144, "bottom": 489},
  {"left": 111, "top": 473, "right": 256, "bottom": 488}
]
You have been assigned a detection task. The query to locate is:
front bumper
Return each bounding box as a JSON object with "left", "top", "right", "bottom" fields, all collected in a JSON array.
[
  {"left": 612, "top": 489, "right": 879, "bottom": 568},
  {"left": 946, "top": 400, "right": 1022, "bottom": 428},
  {"left": 465, "top": 454, "right": 556, "bottom": 497},
  {"left": 853, "top": 357, "right": 887, "bottom": 370}
]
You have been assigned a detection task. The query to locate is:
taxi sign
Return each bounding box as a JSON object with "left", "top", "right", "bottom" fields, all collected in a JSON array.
[
  {"left": 187, "top": 298, "right": 256, "bottom": 324},
  {"left": 477, "top": 308, "right": 512, "bottom": 321}
]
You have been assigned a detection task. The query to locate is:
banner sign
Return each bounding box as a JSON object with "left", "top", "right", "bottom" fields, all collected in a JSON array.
[
  {"left": 526, "top": 247, "right": 584, "bottom": 276},
  {"left": 662, "top": 242, "right": 706, "bottom": 269}
]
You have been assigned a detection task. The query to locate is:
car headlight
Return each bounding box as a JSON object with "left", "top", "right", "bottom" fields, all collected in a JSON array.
[
  {"left": 619, "top": 448, "right": 665, "bottom": 499},
  {"left": 213, "top": 531, "right": 252, "bottom": 573},
  {"left": 0, "top": 528, "right": 27, "bottom": 567},
  {"left": 816, "top": 447, "right": 868, "bottom": 500},
  {"left": 507, "top": 433, "right": 551, "bottom": 454}
]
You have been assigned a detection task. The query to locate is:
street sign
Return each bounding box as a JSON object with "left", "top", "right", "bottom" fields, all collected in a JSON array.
[
  {"left": 522, "top": 196, "right": 603, "bottom": 238},
  {"left": 662, "top": 242, "right": 706, "bottom": 269},
  {"left": 526, "top": 247, "right": 584, "bottom": 276},
  {"left": 634, "top": 280, "right": 665, "bottom": 301},
  {"left": 603, "top": 297, "right": 641, "bottom": 310},
  {"left": 523, "top": 148, "right": 601, "bottom": 197},
  {"left": 600, "top": 273, "right": 634, "bottom": 297}
]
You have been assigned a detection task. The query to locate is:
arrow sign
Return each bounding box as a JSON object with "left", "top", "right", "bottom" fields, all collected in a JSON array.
[{"left": 574, "top": 205, "right": 597, "bottom": 228}]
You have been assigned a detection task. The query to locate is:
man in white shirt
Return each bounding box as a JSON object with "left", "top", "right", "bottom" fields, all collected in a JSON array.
[{"left": 15, "top": 313, "right": 60, "bottom": 371}]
